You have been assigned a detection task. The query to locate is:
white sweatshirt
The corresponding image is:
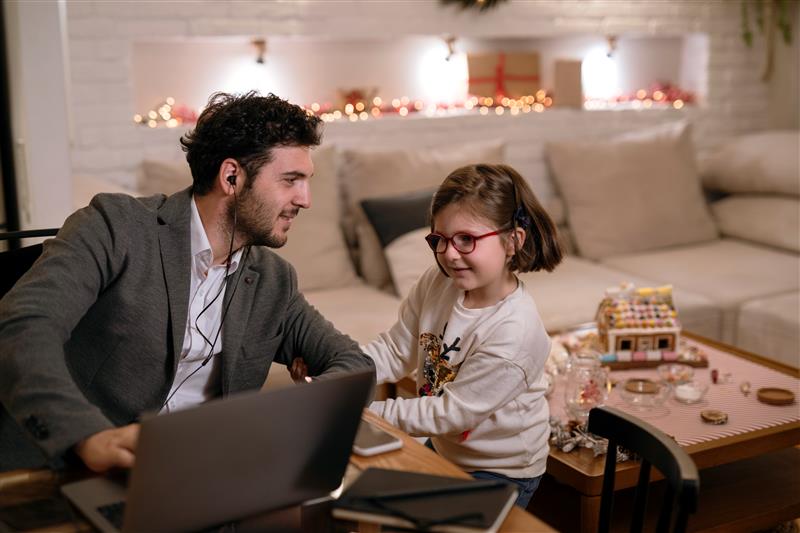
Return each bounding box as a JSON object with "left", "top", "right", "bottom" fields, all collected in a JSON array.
[{"left": 364, "top": 266, "right": 551, "bottom": 478}]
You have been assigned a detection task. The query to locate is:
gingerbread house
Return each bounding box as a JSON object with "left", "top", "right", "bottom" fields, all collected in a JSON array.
[{"left": 596, "top": 282, "right": 681, "bottom": 357}]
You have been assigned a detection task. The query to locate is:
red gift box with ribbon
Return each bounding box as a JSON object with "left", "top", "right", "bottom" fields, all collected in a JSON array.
[{"left": 467, "top": 52, "right": 540, "bottom": 99}]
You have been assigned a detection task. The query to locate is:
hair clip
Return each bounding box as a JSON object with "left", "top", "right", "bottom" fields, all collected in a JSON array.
[{"left": 514, "top": 206, "right": 531, "bottom": 228}]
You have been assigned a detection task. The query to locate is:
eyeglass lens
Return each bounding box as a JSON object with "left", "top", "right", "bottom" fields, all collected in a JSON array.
[{"left": 426, "top": 234, "right": 476, "bottom": 254}]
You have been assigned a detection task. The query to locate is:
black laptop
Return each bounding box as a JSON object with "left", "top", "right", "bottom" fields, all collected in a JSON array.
[{"left": 61, "top": 370, "right": 373, "bottom": 532}]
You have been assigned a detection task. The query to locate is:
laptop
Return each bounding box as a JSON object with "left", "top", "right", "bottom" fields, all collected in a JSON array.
[{"left": 61, "top": 370, "right": 373, "bottom": 532}]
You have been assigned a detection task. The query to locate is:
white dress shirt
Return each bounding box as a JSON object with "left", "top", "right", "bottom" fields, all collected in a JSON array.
[{"left": 161, "top": 198, "right": 243, "bottom": 413}]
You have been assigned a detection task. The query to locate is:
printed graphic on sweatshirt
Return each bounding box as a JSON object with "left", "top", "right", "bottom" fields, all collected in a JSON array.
[{"left": 418, "top": 322, "right": 462, "bottom": 397}]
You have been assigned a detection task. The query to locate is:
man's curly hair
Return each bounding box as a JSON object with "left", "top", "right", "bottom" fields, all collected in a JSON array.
[{"left": 180, "top": 91, "right": 322, "bottom": 195}]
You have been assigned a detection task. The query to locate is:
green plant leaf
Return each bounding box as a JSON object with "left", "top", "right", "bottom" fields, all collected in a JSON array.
[{"left": 741, "top": 0, "right": 754, "bottom": 47}]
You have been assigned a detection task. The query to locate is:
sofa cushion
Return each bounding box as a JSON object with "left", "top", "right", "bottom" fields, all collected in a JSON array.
[
  {"left": 273, "top": 146, "right": 359, "bottom": 291},
  {"left": 72, "top": 174, "right": 136, "bottom": 210},
  {"left": 139, "top": 159, "right": 193, "bottom": 196},
  {"left": 303, "top": 281, "right": 401, "bottom": 345},
  {"left": 737, "top": 292, "right": 800, "bottom": 369},
  {"left": 518, "top": 256, "right": 722, "bottom": 340},
  {"left": 384, "top": 228, "right": 435, "bottom": 299},
  {"left": 339, "top": 141, "right": 504, "bottom": 290},
  {"left": 546, "top": 121, "right": 718, "bottom": 260},
  {"left": 601, "top": 239, "right": 800, "bottom": 344},
  {"left": 701, "top": 130, "right": 800, "bottom": 196},
  {"left": 710, "top": 195, "right": 800, "bottom": 253}
]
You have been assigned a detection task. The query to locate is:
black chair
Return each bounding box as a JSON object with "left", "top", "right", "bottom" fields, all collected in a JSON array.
[
  {"left": 0, "top": 228, "right": 59, "bottom": 299},
  {"left": 587, "top": 405, "right": 700, "bottom": 533}
]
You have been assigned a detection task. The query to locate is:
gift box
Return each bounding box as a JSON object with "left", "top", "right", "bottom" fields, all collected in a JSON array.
[
  {"left": 554, "top": 59, "right": 583, "bottom": 108},
  {"left": 467, "top": 52, "right": 540, "bottom": 99}
]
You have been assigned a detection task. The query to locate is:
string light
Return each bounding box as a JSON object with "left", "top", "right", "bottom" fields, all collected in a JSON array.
[
  {"left": 584, "top": 82, "right": 695, "bottom": 110},
  {"left": 133, "top": 83, "right": 692, "bottom": 129},
  {"left": 302, "top": 89, "right": 559, "bottom": 123},
  {"left": 133, "top": 97, "right": 197, "bottom": 128}
]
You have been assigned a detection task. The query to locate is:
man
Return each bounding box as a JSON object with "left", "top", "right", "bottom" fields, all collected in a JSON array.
[{"left": 0, "top": 92, "right": 375, "bottom": 473}]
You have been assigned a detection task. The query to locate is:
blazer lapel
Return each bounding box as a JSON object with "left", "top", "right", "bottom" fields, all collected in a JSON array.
[
  {"left": 221, "top": 255, "right": 260, "bottom": 394},
  {"left": 157, "top": 188, "right": 192, "bottom": 374}
]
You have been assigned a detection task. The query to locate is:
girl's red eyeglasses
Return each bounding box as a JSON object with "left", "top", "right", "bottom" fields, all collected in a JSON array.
[{"left": 425, "top": 230, "right": 507, "bottom": 254}]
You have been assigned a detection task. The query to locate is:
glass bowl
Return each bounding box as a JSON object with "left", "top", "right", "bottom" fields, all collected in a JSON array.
[
  {"left": 672, "top": 380, "right": 709, "bottom": 404},
  {"left": 656, "top": 363, "right": 694, "bottom": 385},
  {"left": 618, "top": 378, "right": 670, "bottom": 409},
  {"left": 543, "top": 371, "right": 555, "bottom": 398}
]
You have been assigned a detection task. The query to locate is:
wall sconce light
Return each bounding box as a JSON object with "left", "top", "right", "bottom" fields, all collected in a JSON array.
[
  {"left": 444, "top": 35, "right": 457, "bottom": 61},
  {"left": 606, "top": 35, "right": 618, "bottom": 58},
  {"left": 252, "top": 38, "right": 267, "bottom": 64}
]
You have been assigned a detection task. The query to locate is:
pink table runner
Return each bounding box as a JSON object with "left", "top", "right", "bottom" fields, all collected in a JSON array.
[{"left": 549, "top": 338, "right": 800, "bottom": 447}]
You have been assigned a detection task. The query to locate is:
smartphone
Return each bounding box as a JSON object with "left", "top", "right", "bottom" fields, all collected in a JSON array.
[{"left": 352, "top": 422, "right": 403, "bottom": 456}]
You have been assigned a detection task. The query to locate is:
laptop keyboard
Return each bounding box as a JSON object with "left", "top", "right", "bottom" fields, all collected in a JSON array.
[{"left": 97, "top": 501, "right": 126, "bottom": 529}]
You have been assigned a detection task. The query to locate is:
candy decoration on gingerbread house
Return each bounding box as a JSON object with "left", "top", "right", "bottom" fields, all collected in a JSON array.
[{"left": 596, "top": 282, "right": 681, "bottom": 363}]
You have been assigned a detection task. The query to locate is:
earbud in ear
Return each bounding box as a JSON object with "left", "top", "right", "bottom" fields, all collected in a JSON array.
[{"left": 227, "top": 175, "right": 237, "bottom": 186}]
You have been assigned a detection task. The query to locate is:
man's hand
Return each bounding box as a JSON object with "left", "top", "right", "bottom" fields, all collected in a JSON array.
[
  {"left": 290, "top": 357, "right": 312, "bottom": 384},
  {"left": 74, "top": 424, "right": 140, "bottom": 473}
]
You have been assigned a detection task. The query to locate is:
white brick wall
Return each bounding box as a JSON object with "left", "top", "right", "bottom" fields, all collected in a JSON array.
[{"left": 65, "top": 0, "right": 776, "bottom": 200}]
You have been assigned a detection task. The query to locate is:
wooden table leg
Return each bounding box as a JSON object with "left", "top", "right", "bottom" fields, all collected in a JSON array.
[{"left": 579, "top": 494, "right": 601, "bottom": 533}]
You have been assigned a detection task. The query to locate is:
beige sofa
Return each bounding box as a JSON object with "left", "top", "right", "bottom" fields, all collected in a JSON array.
[{"left": 73, "top": 125, "right": 800, "bottom": 380}]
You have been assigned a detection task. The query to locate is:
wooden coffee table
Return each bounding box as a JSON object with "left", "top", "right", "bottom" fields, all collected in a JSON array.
[{"left": 531, "top": 330, "right": 800, "bottom": 532}]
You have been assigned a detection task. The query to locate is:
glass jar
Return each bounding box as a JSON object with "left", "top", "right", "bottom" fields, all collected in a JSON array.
[{"left": 563, "top": 351, "right": 609, "bottom": 423}]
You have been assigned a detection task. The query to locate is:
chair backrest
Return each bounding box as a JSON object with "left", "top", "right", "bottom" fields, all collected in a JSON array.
[
  {"left": 0, "top": 229, "right": 59, "bottom": 300},
  {"left": 587, "top": 406, "right": 700, "bottom": 533}
]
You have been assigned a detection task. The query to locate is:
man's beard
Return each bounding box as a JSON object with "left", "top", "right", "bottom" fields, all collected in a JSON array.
[{"left": 227, "top": 189, "right": 292, "bottom": 248}]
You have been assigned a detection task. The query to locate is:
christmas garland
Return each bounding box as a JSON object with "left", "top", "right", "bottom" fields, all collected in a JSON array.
[{"left": 740, "top": 0, "right": 794, "bottom": 81}]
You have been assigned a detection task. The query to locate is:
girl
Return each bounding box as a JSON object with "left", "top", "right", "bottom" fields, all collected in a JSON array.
[{"left": 364, "top": 163, "right": 563, "bottom": 508}]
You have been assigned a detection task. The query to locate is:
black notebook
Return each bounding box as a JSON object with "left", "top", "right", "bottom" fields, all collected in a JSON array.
[{"left": 332, "top": 468, "right": 518, "bottom": 533}]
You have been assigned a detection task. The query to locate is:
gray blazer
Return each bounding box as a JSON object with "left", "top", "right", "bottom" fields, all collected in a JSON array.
[{"left": 0, "top": 188, "right": 374, "bottom": 470}]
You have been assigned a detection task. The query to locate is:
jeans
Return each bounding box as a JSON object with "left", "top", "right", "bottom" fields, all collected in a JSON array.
[
  {"left": 469, "top": 470, "right": 542, "bottom": 508},
  {"left": 423, "top": 439, "right": 542, "bottom": 508}
]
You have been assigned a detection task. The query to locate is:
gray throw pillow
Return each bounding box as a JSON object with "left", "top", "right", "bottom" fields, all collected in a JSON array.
[{"left": 360, "top": 189, "right": 435, "bottom": 248}]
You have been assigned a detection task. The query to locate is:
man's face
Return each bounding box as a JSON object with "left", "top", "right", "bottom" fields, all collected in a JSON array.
[{"left": 233, "top": 145, "right": 313, "bottom": 248}]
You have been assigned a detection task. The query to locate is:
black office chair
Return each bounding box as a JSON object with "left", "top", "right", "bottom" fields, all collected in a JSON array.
[
  {"left": 0, "top": 228, "right": 59, "bottom": 299},
  {"left": 587, "top": 406, "right": 700, "bottom": 533}
]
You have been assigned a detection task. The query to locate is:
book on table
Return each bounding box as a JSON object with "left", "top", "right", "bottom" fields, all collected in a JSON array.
[{"left": 332, "top": 467, "right": 518, "bottom": 533}]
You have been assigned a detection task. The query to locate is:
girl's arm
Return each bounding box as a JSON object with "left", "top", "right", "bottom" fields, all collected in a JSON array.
[
  {"left": 371, "top": 349, "right": 529, "bottom": 436},
  {"left": 361, "top": 267, "right": 437, "bottom": 384},
  {"left": 362, "top": 292, "right": 421, "bottom": 384}
]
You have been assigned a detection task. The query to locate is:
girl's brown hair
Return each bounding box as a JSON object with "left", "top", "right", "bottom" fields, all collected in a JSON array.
[{"left": 430, "top": 163, "right": 563, "bottom": 273}]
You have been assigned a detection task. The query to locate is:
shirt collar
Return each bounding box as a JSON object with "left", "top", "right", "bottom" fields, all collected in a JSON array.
[{"left": 190, "top": 197, "right": 243, "bottom": 273}]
